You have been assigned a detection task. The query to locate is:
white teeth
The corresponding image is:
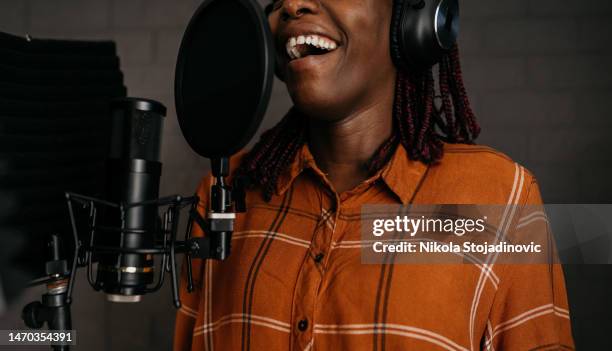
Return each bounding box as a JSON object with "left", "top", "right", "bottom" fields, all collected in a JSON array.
[
  {"left": 286, "top": 43, "right": 301, "bottom": 60},
  {"left": 292, "top": 47, "right": 301, "bottom": 59},
  {"left": 285, "top": 34, "right": 339, "bottom": 60}
]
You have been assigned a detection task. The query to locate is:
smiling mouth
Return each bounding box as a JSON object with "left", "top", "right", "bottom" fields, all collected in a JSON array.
[{"left": 285, "top": 34, "right": 339, "bottom": 61}]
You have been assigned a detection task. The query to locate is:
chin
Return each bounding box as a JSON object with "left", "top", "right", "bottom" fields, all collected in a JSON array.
[
  {"left": 290, "top": 92, "right": 340, "bottom": 122},
  {"left": 286, "top": 79, "right": 342, "bottom": 122}
]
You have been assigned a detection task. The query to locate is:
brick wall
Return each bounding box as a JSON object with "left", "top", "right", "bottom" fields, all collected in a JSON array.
[
  {"left": 0, "top": 0, "right": 610, "bottom": 349},
  {"left": 459, "top": 0, "right": 612, "bottom": 203}
]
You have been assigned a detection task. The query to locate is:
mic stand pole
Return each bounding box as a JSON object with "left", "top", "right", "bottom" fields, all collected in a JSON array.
[{"left": 22, "top": 235, "right": 73, "bottom": 351}]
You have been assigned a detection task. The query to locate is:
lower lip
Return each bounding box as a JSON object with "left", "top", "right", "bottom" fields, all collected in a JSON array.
[{"left": 287, "top": 50, "right": 338, "bottom": 73}]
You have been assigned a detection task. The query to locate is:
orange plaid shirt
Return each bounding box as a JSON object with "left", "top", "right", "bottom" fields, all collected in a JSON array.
[{"left": 174, "top": 143, "right": 574, "bottom": 351}]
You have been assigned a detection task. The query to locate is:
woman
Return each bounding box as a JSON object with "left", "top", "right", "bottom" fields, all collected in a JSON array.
[{"left": 174, "top": 0, "right": 574, "bottom": 350}]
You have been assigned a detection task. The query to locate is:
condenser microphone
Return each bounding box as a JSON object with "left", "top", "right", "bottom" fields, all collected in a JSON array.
[{"left": 96, "top": 98, "right": 166, "bottom": 303}]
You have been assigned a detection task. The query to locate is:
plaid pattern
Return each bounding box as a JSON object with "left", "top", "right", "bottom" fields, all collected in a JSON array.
[{"left": 174, "top": 143, "right": 574, "bottom": 351}]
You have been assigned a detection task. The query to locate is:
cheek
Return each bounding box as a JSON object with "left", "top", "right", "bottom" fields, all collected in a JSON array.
[
  {"left": 336, "top": 17, "right": 394, "bottom": 93},
  {"left": 346, "top": 12, "right": 392, "bottom": 64},
  {"left": 335, "top": 4, "right": 393, "bottom": 78}
]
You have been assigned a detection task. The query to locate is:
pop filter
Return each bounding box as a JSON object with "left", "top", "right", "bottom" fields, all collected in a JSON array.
[{"left": 175, "top": 0, "right": 274, "bottom": 159}]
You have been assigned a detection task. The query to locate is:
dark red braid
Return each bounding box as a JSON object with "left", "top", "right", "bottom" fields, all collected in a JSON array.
[{"left": 234, "top": 44, "right": 479, "bottom": 201}]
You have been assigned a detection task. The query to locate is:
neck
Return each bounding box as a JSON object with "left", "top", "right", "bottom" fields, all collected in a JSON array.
[{"left": 307, "top": 93, "right": 394, "bottom": 194}]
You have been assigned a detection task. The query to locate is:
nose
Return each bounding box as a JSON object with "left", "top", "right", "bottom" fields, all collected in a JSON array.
[{"left": 280, "top": 0, "right": 320, "bottom": 21}]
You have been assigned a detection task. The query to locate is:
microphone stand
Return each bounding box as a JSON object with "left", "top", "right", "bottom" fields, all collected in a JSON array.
[{"left": 21, "top": 156, "right": 244, "bottom": 350}]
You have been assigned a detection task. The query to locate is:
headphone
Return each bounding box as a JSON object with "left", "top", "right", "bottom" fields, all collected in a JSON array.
[
  {"left": 265, "top": 0, "right": 459, "bottom": 70},
  {"left": 391, "top": 0, "right": 459, "bottom": 69}
]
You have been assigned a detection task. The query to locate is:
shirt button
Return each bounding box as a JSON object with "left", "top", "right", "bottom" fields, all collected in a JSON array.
[
  {"left": 314, "top": 253, "right": 325, "bottom": 263},
  {"left": 297, "top": 319, "right": 308, "bottom": 331}
]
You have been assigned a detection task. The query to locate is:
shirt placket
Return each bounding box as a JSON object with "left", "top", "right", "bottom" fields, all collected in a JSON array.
[{"left": 290, "top": 192, "right": 339, "bottom": 351}]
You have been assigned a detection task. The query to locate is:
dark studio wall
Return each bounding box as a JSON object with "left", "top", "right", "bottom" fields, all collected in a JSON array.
[{"left": 0, "top": 0, "right": 610, "bottom": 350}]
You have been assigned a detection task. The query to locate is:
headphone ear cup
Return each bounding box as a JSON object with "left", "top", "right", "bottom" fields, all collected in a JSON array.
[{"left": 392, "top": 0, "right": 460, "bottom": 69}]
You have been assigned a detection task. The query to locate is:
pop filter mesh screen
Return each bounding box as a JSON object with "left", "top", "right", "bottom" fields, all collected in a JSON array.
[{"left": 176, "top": 0, "right": 271, "bottom": 158}]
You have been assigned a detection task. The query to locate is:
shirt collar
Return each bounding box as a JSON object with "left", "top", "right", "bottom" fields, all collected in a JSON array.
[
  {"left": 275, "top": 144, "right": 317, "bottom": 196},
  {"left": 275, "top": 143, "right": 429, "bottom": 204},
  {"left": 379, "top": 144, "right": 430, "bottom": 204}
]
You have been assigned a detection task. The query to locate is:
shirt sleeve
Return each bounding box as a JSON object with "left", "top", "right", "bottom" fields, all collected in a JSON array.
[
  {"left": 173, "top": 175, "right": 211, "bottom": 351},
  {"left": 483, "top": 175, "right": 575, "bottom": 350}
]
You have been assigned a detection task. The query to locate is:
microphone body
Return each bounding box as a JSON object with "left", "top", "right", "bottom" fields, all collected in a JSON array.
[{"left": 97, "top": 98, "right": 166, "bottom": 302}]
